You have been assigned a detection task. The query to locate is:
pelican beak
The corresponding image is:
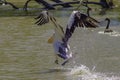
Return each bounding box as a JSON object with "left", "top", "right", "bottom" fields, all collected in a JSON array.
[
  {"left": 76, "top": 12, "right": 81, "bottom": 19},
  {"left": 47, "top": 35, "right": 54, "bottom": 44}
]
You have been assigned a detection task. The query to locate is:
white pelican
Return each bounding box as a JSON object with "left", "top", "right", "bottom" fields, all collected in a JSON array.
[{"left": 35, "top": 10, "right": 99, "bottom": 65}]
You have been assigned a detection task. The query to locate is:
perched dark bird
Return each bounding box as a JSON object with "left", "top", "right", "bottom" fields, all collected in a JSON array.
[
  {"left": 83, "top": 0, "right": 114, "bottom": 9},
  {"left": 83, "top": 0, "right": 114, "bottom": 15},
  {"left": 84, "top": 4, "right": 100, "bottom": 26},
  {"left": 104, "top": 18, "right": 113, "bottom": 33}
]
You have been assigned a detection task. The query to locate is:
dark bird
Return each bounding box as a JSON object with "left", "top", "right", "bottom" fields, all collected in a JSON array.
[
  {"left": 84, "top": 3, "right": 100, "bottom": 25},
  {"left": 104, "top": 18, "right": 113, "bottom": 33},
  {"left": 83, "top": 0, "right": 114, "bottom": 9}
]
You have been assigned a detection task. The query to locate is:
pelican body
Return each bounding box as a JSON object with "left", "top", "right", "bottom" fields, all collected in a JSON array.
[{"left": 35, "top": 10, "right": 99, "bottom": 65}]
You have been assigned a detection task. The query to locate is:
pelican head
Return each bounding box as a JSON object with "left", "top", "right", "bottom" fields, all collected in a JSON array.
[
  {"left": 105, "top": 18, "right": 110, "bottom": 22},
  {"left": 67, "top": 11, "right": 81, "bottom": 28},
  {"left": 74, "top": 11, "right": 81, "bottom": 20}
]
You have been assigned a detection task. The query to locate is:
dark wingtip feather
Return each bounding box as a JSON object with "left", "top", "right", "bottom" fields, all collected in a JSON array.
[{"left": 35, "top": 11, "right": 50, "bottom": 26}]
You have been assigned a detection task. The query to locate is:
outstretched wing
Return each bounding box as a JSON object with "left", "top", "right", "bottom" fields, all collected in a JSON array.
[
  {"left": 35, "top": 11, "right": 50, "bottom": 25},
  {"left": 78, "top": 13, "right": 99, "bottom": 28},
  {"left": 35, "top": 11, "right": 64, "bottom": 33},
  {"left": 64, "top": 11, "right": 99, "bottom": 42},
  {"left": 64, "top": 11, "right": 81, "bottom": 42},
  {"left": 66, "top": 11, "right": 99, "bottom": 30},
  {"left": 35, "top": 11, "right": 65, "bottom": 43}
]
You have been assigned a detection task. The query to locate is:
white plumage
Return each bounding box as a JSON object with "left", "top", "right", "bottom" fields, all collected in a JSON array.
[
  {"left": 67, "top": 11, "right": 80, "bottom": 29},
  {"left": 35, "top": 10, "right": 98, "bottom": 65}
]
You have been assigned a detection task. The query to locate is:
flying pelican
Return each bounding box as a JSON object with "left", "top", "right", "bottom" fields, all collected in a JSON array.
[
  {"left": 104, "top": 18, "right": 113, "bottom": 33},
  {"left": 35, "top": 10, "right": 99, "bottom": 65},
  {"left": 35, "top": 11, "right": 73, "bottom": 66}
]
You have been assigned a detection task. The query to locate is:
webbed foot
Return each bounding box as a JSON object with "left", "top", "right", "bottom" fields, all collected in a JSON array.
[{"left": 55, "top": 60, "right": 59, "bottom": 64}]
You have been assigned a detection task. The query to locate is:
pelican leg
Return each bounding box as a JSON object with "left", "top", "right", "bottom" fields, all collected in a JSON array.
[
  {"left": 55, "top": 54, "right": 59, "bottom": 64},
  {"left": 61, "top": 58, "right": 70, "bottom": 66},
  {"left": 55, "top": 60, "right": 59, "bottom": 64},
  {"left": 61, "top": 52, "right": 77, "bottom": 66}
]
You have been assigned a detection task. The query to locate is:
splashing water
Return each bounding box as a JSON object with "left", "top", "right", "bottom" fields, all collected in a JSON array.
[
  {"left": 65, "top": 65, "right": 120, "bottom": 80},
  {"left": 98, "top": 31, "right": 120, "bottom": 37}
]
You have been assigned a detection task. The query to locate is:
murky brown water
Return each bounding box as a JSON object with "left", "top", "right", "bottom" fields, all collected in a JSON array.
[{"left": 0, "top": 7, "right": 120, "bottom": 80}]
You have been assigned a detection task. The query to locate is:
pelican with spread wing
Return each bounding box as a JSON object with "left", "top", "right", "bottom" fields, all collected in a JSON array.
[
  {"left": 35, "top": 10, "right": 99, "bottom": 65},
  {"left": 64, "top": 10, "right": 99, "bottom": 42}
]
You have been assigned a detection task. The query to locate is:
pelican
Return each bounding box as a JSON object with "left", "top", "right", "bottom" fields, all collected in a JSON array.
[
  {"left": 104, "top": 18, "right": 113, "bottom": 33},
  {"left": 35, "top": 11, "right": 73, "bottom": 66},
  {"left": 35, "top": 10, "right": 99, "bottom": 65}
]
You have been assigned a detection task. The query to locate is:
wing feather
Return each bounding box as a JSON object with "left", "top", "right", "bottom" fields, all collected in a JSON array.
[
  {"left": 64, "top": 11, "right": 99, "bottom": 42},
  {"left": 35, "top": 11, "right": 50, "bottom": 26},
  {"left": 89, "top": 17, "right": 100, "bottom": 23},
  {"left": 80, "top": 13, "right": 99, "bottom": 28}
]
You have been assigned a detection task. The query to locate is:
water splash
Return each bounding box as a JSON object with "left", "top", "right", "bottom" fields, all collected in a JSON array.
[
  {"left": 98, "top": 31, "right": 120, "bottom": 37},
  {"left": 68, "top": 65, "right": 90, "bottom": 75},
  {"left": 65, "top": 65, "right": 120, "bottom": 80}
]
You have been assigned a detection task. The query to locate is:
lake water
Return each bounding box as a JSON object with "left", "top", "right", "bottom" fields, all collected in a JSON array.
[{"left": 0, "top": 7, "right": 120, "bottom": 80}]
